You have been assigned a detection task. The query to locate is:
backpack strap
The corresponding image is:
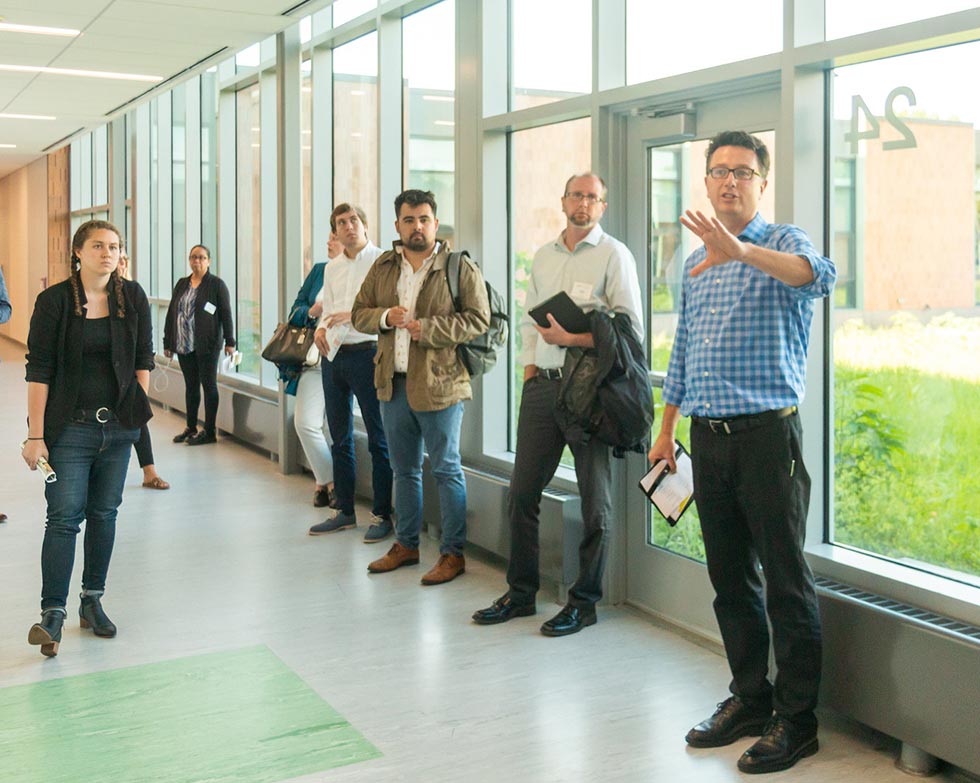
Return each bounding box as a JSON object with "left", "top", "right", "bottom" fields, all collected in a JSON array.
[{"left": 445, "top": 251, "right": 469, "bottom": 312}]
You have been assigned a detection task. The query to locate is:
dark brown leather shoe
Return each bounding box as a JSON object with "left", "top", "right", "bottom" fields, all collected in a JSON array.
[
  {"left": 685, "top": 696, "right": 772, "bottom": 748},
  {"left": 737, "top": 716, "right": 818, "bottom": 774},
  {"left": 367, "top": 542, "right": 420, "bottom": 573},
  {"left": 420, "top": 554, "right": 465, "bottom": 585}
]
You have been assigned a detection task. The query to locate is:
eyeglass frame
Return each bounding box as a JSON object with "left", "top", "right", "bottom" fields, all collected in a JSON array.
[
  {"left": 706, "top": 166, "right": 763, "bottom": 181},
  {"left": 563, "top": 191, "right": 606, "bottom": 205}
]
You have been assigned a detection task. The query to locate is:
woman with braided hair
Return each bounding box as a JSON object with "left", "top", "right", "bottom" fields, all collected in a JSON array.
[{"left": 22, "top": 220, "right": 154, "bottom": 657}]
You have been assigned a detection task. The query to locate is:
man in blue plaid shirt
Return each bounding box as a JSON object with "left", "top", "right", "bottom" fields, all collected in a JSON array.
[{"left": 648, "top": 131, "right": 835, "bottom": 775}]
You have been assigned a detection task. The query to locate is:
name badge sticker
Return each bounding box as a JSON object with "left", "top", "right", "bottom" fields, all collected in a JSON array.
[
  {"left": 570, "top": 281, "right": 593, "bottom": 302},
  {"left": 203, "top": 302, "right": 217, "bottom": 315}
]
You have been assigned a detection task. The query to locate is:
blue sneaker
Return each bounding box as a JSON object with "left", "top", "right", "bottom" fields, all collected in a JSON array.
[
  {"left": 308, "top": 511, "right": 357, "bottom": 535},
  {"left": 363, "top": 515, "right": 394, "bottom": 544}
]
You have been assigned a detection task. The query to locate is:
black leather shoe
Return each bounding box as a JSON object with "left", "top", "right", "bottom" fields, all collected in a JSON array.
[
  {"left": 186, "top": 430, "right": 217, "bottom": 446},
  {"left": 28, "top": 608, "right": 66, "bottom": 657},
  {"left": 472, "top": 595, "right": 536, "bottom": 625},
  {"left": 737, "top": 716, "right": 818, "bottom": 774},
  {"left": 173, "top": 427, "right": 197, "bottom": 443},
  {"left": 313, "top": 487, "right": 332, "bottom": 508},
  {"left": 540, "top": 604, "right": 596, "bottom": 637},
  {"left": 685, "top": 696, "right": 772, "bottom": 748},
  {"left": 79, "top": 595, "right": 117, "bottom": 638}
]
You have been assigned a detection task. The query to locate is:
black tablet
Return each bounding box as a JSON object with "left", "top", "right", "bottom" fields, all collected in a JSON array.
[{"left": 528, "top": 291, "right": 591, "bottom": 334}]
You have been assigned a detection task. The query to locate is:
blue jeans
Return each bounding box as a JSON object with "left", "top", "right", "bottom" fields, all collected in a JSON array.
[
  {"left": 381, "top": 377, "right": 466, "bottom": 555},
  {"left": 41, "top": 421, "right": 140, "bottom": 609},
  {"left": 321, "top": 346, "right": 392, "bottom": 517}
]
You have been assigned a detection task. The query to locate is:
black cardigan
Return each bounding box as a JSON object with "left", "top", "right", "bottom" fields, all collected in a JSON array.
[
  {"left": 25, "top": 277, "right": 155, "bottom": 446},
  {"left": 163, "top": 271, "right": 236, "bottom": 356}
]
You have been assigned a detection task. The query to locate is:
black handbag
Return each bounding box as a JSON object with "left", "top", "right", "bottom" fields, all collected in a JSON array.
[{"left": 261, "top": 321, "right": 317, "bottom": 365}]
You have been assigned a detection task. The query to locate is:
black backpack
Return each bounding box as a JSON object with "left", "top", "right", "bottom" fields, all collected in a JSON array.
[{"left": 445, "top": 251, "right": 509, "bottom": 378}]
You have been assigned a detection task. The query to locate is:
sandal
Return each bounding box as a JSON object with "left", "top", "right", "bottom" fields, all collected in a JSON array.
[{"left": 142, "top": 476, "right": 171, "bottom": 490}]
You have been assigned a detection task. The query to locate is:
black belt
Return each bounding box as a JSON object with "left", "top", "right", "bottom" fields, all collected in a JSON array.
[
  {"left": 72, "top": 407, "right": 117, "bottom": 423},
  {"left": 693, "top": 406, "right": 797, "bottom": 435},
  {"left": 537, "top": 368, "right": 563, "bottom": 381},
  {"left": 338, "top": 341, "right": 376, "bottom": 353},
  {"left": 393, "top": 372, "right": 407, "bottom": 379}
]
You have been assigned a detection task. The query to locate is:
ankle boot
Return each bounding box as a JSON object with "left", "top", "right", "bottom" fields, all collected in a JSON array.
[
  {"left": 28, "top": 609, "right": 65, "bottom": 657},
  {"left": 79, "top": 595, "right": 117, "bottom": 638}
]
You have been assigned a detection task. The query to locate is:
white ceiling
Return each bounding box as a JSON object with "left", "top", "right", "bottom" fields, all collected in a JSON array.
[{"left": 0, "top": 0, "right": 322, "bottom": 179}]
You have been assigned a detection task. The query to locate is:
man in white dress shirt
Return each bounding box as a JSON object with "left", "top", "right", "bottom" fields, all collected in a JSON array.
[
  {"left": 310, "top": 204, "right": 393, "bottom": 542},
  {"left": 473, "top": 172, "right": 644, "bottom": 636}
]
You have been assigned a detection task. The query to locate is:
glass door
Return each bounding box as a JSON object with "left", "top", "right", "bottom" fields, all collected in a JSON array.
[{"left": 621, "top": 88, "right": 780, "bottom": 637}]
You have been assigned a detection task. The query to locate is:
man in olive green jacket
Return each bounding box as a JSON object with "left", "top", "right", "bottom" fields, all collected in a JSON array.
[{"left": 352, "top": 189, "right": 490, "bottom": 585}]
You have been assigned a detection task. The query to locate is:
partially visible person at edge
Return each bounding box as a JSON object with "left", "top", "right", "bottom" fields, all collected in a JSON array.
[
  {"left": 283, "top": 234, "right": 341, "bottom": 510},
  {"left": 309, "top": 203, "right": 393, "bottom": 542},
  {"left": 163, "top": 244, "right": 236, "bottom": 446},
  {"left": 647, "top": 130, "right": 836, "bottom": 775},
  {"left": 351, "top": 189, "right": 490, "bottom": 585},
  {"left": 0, "top": 264, "right": 10, "bottom": 524},
  {"left": 472, "top": 172, "right": 643, "bottom": 638},
  {"left": 118, "top": 250, "right": 169, "bottom": 490},
  {"left": 22, "top": 219, "right": 154, "bottom": 657}
]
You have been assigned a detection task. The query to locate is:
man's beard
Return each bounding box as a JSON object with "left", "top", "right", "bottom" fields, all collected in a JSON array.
[
  {"left": 568, "top": 212, "right": 593, "bottom": 228},
  {"left": 404, "top": 233, "right": 430, "bottom": 251}
]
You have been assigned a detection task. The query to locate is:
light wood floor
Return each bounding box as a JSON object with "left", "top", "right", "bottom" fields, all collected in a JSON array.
[{"left": 0, "top": 337, "right": 969, "bottom": 783}]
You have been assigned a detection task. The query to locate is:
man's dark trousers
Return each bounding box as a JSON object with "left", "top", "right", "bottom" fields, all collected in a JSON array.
[
  {"left": 691, "top": 411, "right": 822, "bottom": 730},
  {"left": 321, "top": 344, "right": 392, "bottom": 518},
  {"left": 506, "top": 375, "right": 611, "bottom": 609}
]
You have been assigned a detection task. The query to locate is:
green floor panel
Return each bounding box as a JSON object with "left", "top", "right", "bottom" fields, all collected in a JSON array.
[{"left": 0, "top": 646, "right": 381, "bottom": 783}]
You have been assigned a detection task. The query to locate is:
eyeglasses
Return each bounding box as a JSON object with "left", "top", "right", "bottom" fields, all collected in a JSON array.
[
  {"left": 564, "top": 191, "right": 605, "bottom": 204},
  {"left": 707, "top": 167, "right": 761, "bottom": 181}
]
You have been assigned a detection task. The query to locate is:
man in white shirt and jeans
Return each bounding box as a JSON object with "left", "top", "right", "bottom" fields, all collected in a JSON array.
[{"left": 310, "top": 203, "right": 393, "bottom": 542}]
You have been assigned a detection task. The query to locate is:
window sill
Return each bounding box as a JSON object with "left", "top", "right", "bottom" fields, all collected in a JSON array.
[{"left": 807, "top": 542, "right": 980, "bottom": 626}]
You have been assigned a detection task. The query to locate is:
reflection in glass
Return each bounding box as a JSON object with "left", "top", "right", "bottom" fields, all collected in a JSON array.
[
  {"left": 510, "top": 118, "right": 591, "bottom": 450},
  {"left": 403, "top": 1, "right": 455, "bottom": 243},
  {"left": 333, "top": 32, "right": 379, "bottom": 237},
  {"left": 830, "top": 43, "right": 980, "bottom": 582},
  {"left": 201, "top": 69, "right": 218, "bottom": 253},
  {"left": 627, "top": 0, "right": 780, "bottom": 85},
  {"left": 646, "top": 132, "right": 776, "bottom": 561},
  {"left": 511, "top": 0, "right": 590, "bottom": 110},
  {"left": 236, "top": 86, "right": 262, "bottom": 379}
]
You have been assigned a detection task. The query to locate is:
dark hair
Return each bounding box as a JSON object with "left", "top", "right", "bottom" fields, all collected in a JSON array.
[
  {"left": 329, "top": 203, "right": 368, "bottom": 232},
  {"left": 189, "top": 244, "right": 211, "bottom": 259},
  {"left": 564, "top": 172, "right": 608, "bottom": 201},
  {"left": 394, "top": 189, "right": 437, "bottom": 219},
  {"left": 69, "top": 219, "right": 126, "bottom": 318},
  {"left": 705, "top": 131, "right": 770, "bottom": 178}
]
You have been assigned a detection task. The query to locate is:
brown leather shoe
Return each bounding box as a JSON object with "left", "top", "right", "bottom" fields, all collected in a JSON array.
[
  {"left": 367, "top": 542, "right": 420, "bottom": 573},
  {"left": 420, "top": 553, "right": 465, "bottom": 585}
]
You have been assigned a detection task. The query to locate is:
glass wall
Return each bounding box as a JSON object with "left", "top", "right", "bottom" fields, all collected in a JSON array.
[
  {"left": 333, "top": 33, "right": 379, "bottom": 236},
  {"left": 511, "top": 0, "right": 591, "bottom": 111},
  {"left": 235, "top": 84, "right": 262, "bottom": 379},
  {"left": 403, "top": 1, "right": 455, "bottom": 241},
  {"left": 509, "top": 118, "right": 591, "bottom": 448},
  {"left": 172, "top": 83, "right": 187, "bottom": 283},
  {"left": 626, "top": 0, "right": 781, "bottom": 84},
  {"left": 830, "top": 42, "right": 980, "bottom": 582}
]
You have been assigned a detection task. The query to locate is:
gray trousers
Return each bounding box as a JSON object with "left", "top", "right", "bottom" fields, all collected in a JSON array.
[{"left": 506, "top": 376, "right": 612, "bottom": 609}]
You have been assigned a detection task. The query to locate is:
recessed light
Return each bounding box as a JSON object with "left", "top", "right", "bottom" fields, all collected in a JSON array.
[
  {"left": 0, "top": 63, "right": 162, "bottom": 82},
  {"left": 0, "top": 143, "right": 17, "bottom": 148},
  {"left": 0, "top": 112, "right": 57, "bottom": 120},
  {"left": 0, "top": 22, "right": 80, "bottom": 37}
]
